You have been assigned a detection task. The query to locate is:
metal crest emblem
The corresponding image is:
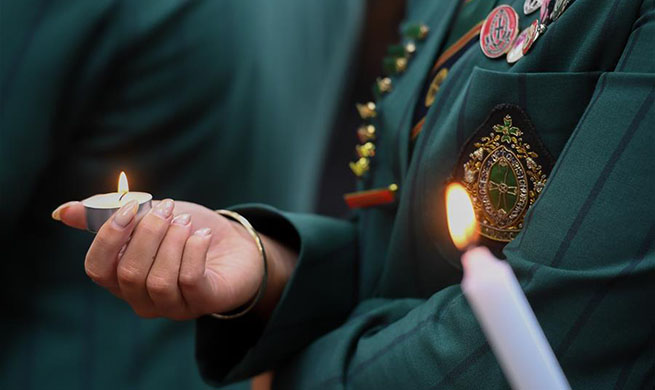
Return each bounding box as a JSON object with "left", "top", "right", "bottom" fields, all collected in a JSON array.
[
  {"left": 480, "top": 5, "right": 520, "bottom": 58},
  {"left": 454, "top": 105, "right": 554, "bottom": 244}
]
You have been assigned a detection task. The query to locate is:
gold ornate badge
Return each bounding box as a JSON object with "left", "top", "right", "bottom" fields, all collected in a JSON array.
[
  {"left": 425, "top": 68, "right": 449, "bottom": 107},
  {"left": 455, "top": 104, "right": 554, "bottom": 243}
]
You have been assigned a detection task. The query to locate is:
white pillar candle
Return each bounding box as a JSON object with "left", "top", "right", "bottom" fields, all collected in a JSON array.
[
  {"left": 82, "top": 172, "right": 152, "bottom": 233},
  {"left": 461, "top": 246, "right": 570, "bottom": 390},
  {"left": 445, "top": 183, "right": 569, "bottom": 390}
]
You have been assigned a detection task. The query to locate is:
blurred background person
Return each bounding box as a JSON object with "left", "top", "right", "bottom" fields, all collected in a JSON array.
[
  {"left": 50, "top": 0, "right": 655, "bottom": 388},
  {"left": 0, "top": 0, "right": 382, "bottom": 388}
]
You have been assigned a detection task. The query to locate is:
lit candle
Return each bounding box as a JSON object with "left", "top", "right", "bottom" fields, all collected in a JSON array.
[
  {"left": 82, "top": 171, "right": 152, "bottom": 233},
  {"left": 445, "top": 183, "right": 570, "bottom": 390}
]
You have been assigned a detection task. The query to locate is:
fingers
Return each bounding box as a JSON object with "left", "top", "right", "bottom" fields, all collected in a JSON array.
[
  {"left": 146, "top": 213, "right": 193, "bottom": 319},
  {"left": 117, "top": 199, "right": 175, "bottom": 317},
  {"left": 80, "top": 198, "right": 228, "bottom": 319},
  {"left": 179, "top": 228, "right": 219, "bottom": 314},
  {"left": 52, "top": 201, "right": 87, "bottom": 230},
  {"left": 85, "top": 200, "right": 139, "bottom": 294}
]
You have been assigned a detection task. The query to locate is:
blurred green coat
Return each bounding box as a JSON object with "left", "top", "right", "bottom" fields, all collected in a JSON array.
[
  {"left": 0, "top": 0, "right": 364, "bottom": 389},
  {"left": 197, "top": 0, "right": 655, "bottom": 388}
]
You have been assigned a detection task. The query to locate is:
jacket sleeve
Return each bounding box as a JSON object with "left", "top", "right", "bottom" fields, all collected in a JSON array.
[
  {"left": 195, "top": 205, "right": 359, "bottom": 385},
  {"left": 196, "top": 6, "right": 655, "bottom": 389}
]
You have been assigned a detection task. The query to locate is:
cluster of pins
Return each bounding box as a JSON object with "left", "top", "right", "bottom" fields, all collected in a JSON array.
[{"left": 349, "top": 23, "right": 429, "bottom": 178}]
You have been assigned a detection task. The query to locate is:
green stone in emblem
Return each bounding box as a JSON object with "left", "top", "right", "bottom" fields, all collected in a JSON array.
[
  {"left": 478, "top": 146, "right": 529, "bottom": 230},
  {"left": 488, "top": 158, "right": 518, "bottom": 215}
]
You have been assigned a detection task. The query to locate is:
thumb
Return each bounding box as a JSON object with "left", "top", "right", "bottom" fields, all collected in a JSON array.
[{"left": 52, "top": 201, "right": 87, "bottom": 230}]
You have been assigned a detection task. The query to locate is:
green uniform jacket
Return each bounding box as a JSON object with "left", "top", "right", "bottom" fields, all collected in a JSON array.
[
  {"left": 0, "top": 0, "right": 364, "bottom": 389},
  {"left": 197, "top": 0, "right": 655, "bottom": 388}
]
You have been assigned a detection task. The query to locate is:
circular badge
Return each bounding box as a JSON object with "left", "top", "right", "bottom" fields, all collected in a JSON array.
[
  {"left": 522, "top": 19, "right": 541, "bottom": 55},
  {"left": 523, "top": 0, "right": 543, "bottom": 15},
  {"left": 507, "top": 25, "right": 532, "bottom": 64},
  {"left": 480, "top": 5, "right": 520, "bottom": 59}
]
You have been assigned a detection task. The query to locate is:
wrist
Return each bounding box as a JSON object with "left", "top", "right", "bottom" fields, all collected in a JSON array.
[
  {"left": 220, "top": 216, "right": 298, "bottom": 321},
  {"left": 252, "top": 233, "right": 297, "bottom": 319},
  {"left": 211, "top": 209, "right": 298, "bottom": 321}
]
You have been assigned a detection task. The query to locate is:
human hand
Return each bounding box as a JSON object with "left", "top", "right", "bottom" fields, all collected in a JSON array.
[{"left": 52, "top": 200, "right": 296, "bottom": 320}]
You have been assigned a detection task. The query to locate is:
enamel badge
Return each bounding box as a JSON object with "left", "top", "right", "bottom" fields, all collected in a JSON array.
[
  {"left": 523, "top": 0, "right": 543, "bottom": 15},
  {"left": 480, "top": 5, "right": 520, "bottom": 58},
  {"left": 507, "top": 19, "right": 540, "bottom": 62},
  {"left": 550, "top": 0, "right": 574, "bottom": 22},
  {"left": 507, "top": 25, "right": 530, "bottom": 63},
  {"left": 454, "top": 104, "right": 554, "bottom": 243},
  {"left": 521, "top": 20, "right": 540, "bottom": 55},
  {"left": 540, "top": 0, "right": 557, "bottom": 25}
]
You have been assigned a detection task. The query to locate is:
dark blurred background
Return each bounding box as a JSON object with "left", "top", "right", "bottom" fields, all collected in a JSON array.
[{"left": 0, "top": 0, "right": 405, "bottom": 388}]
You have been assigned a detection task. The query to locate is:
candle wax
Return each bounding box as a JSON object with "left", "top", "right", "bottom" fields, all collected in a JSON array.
[
  {"left": 82, "top": 192, "right": 152, "bottom": 209},
  {"left": 82, "top": 191, "right": 152, "bottom": 233},
  {"left": 461, "top": 246, "right": 570, "bottom": 390}
]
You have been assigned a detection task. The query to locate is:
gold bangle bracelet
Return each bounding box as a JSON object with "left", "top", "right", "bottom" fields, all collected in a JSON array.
[{"left": 210, "top": 209, "right": 268, "bottom": 320}]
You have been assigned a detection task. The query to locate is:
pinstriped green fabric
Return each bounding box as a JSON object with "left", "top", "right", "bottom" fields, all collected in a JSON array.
[
  {"left": 198, "top": 0, "right": 655, "bottom": 388},
  {"left": 0, "top": 1, "right": 365, "bottom": 389}
]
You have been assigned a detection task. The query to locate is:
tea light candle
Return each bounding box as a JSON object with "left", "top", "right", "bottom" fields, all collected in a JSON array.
[
  {"left": 82, "top": 172, "right": 152, "bottom": 233},
  {"left": 445, "top": 183, "right": 570, "bottom": 390}
]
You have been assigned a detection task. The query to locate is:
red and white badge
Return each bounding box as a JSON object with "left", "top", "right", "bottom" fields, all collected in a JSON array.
[
  {"left": 506, "top": 25, "right": 530, "bottom": 63},
  {"left": 521, "top": 19, "right": 541, "bottom": 55},
  {"left": 480, "top": 5, "right": 520, "bottom": 59},
  {"left": 480, "top": 5, "right": 519, "bottom": 58},
  {"left": 508, "top": 19, "right": 541, "bottom": 63}
]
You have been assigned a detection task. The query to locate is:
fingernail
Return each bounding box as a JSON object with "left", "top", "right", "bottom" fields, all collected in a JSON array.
[
  {"left": 194, "top": 227, "right": 212, "bottom": 236},
  {"left": 153, "top": 199, "right": 174, "bottom": 219},
  {"left": 51, "top": 202, "right": 75, "bottom": 221},
  {"left": 172, "top": 213, "right": 191, "bottom": 226},
  {"left": 113, "top": 200, "right": 139, "bottom": 228}
]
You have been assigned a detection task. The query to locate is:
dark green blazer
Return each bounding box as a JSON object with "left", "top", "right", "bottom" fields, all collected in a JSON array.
[
  {"left": 197, "top": 0, "right": 655, "bottom": 388},
  {"left": 0, "top": 0, "right": 364, "bottom": 389}
]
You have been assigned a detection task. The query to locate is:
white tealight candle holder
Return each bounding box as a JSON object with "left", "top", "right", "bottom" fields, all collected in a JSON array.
[{"left": 82, "top": 172, "right": 152, "bottom": 233}]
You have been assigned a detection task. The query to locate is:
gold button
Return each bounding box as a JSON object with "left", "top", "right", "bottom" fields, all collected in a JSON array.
[
  {"left": 357, "top": 124, "right": 376, "bottom": 142},
  {"left": 356, "top": 102, "right": 377, "bottom": 119},
  {"left": 349, "top": 157, "right": 370, "bottom": 177},
  {"left": 418, "top": 24, "right": 430, "bottom": 40},
  {"left": 404, "top": 41, "right": 416, "bottom": 56},
  {"left": 356, "top": 142, "right": 376, "bottom": 158},
  {"left": 395, "top": 57, "right": 408, "bottom": 73},
  {"left": 376, "top": 77, "right": 393, "bottom": 94}
]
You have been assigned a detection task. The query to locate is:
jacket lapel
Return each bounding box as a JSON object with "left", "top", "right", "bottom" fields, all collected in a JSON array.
[{"left": 396, "top": 0, "right": 461, "bottom": 182}]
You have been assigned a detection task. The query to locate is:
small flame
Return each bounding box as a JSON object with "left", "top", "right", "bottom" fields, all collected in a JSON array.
[
  {"left": 445, "top": 182, "right": 478, "bottom": 250},
  {"left": 118, "top": 171, "right": 129, "bottom": 194}
]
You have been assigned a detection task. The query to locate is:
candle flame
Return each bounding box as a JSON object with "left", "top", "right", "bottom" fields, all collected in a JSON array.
[
  {"left": 118, "top": 171, "right": 129, "bottom": 194},
  {"left": 445, "top": 182, "right": 478, "bottom": 250}
]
